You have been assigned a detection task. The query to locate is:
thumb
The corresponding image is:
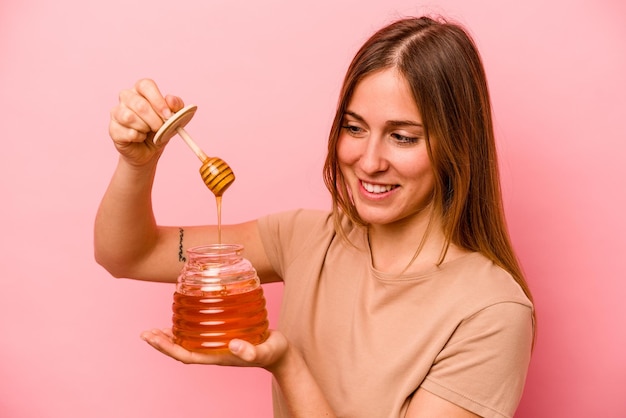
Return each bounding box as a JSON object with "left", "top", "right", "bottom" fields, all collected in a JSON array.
[
  {"left": 165, "top": 94, "right": 185, "bottom": 114},
  {"left": 229, "top": 339, "right": 257, "bottom": 362}
]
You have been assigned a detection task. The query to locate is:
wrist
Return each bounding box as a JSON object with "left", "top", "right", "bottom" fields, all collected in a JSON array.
[
  {"left": 265, "top": 341, "right": 300, "bottom": 379},
  {"left": 264, "top": 342, "right": 336, "bottom": 417},
  {"left": 116, "top": 154, "right": 160, "bottom": 179},
  {"left": 118, "top": 151, "right": 161, "bottom": 170}
]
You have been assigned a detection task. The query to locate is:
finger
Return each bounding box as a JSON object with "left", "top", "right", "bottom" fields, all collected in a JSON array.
[
  {"left": 134, "top": 78, "right": 174, "bottom": 121},
  {"left": 109, "top": 118, "right": 148, "bottom": 144},
  {"left": 117, "top": 89, "right": 164, "bottom": 133},
  {"left": 229, "top": 339, "right": 258, "bottom": 363},
  {"left": 165, "top": 95, "right": 185, "bottom": 114},
  {"left": 140, "top": 328, "right": 174, "bottom": 347},
  {"left": 161, "top": 328, "right": 175, "bottom": 338},
  {"left": 140, "top": 329, "right": 195, "bottom": 362},
  {"left": 246, "top": 330, "right": 290, "bottom": 370},
  {"left": 141, "top": 329, "right": 240, "bottom": 365}
]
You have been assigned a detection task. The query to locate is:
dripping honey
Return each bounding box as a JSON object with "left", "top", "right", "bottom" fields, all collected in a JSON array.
[{"left": 215, "top": 195, "right": 222, "bottom": 244}]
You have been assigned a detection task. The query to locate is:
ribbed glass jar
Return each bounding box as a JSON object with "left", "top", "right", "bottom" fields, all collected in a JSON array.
[{"left": 172, "top": 244, "right": 269, "bottom": 353}]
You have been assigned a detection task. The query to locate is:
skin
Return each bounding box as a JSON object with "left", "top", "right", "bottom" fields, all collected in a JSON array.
[
  {"left": 96, "top": 77, "right": 478, "bottom": 417},
  {"left": 337, "top": 68, "right": 452, "bottom": 274}
]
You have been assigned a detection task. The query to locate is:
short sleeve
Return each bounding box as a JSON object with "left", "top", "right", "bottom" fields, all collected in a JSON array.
[
  {"left": 420, "top": 301, "right": 534, "bottom": 418},
  {"left": 257, "top": 209, "right": 332, "bottom": 280}
]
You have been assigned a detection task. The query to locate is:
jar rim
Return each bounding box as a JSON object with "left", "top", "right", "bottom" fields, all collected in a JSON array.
[{"left": 187, "top": 243, "right": 243, "bottom": 256}]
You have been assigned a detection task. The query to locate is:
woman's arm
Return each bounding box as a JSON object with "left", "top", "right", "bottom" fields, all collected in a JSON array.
[
  {"left": 94, "top": 78, "right": 184, "bottom": 281},
  {"left": 140, "top": 328, "right": 336, "bottom": 418},
  {"left": 406, "top": 389, "right": 480, "bottom": 418},
  {"left": 263, "top": 339, "right": 336, "bottom": 417},
  {"left": 140, "top": 328, "right": 479, "bottom": 418},
  {"left": 94, "top": 79, "right": 280, "bottom": 283}
]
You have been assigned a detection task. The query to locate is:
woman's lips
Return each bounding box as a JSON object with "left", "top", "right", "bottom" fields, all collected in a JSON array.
[{"left": 360, "top": 180, "right": 398, "bottom": 194}]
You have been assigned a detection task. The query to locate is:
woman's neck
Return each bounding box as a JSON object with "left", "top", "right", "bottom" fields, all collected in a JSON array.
[{"left": 367, "top": 213, "right": 465, "bottom": 275}]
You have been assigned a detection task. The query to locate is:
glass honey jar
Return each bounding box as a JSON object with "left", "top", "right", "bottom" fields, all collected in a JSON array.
[{"left": 172, "top": 244, "right": 269, "bottom": 353}]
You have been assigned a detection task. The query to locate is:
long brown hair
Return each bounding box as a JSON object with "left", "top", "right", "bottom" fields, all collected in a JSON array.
[{"left": 323, "top": 16, "right": 534, "bottom": 306}]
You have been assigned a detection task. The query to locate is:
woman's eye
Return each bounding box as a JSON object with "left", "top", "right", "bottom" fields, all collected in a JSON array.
[
  {"left": 391, "top": 133, "right": 419, "bottom": 144},
  {"left": 342, "top": 125, "right": 364, "bottom": 136}
]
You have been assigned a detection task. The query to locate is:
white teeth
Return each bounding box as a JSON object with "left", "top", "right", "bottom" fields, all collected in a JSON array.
[{"left": 362, "top": 181, "right": 395, "bottom": 194}]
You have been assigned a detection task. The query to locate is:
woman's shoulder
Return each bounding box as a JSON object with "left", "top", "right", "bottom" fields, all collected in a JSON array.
[
  {"left": 436, "top": 252, "right": 533, "bottom": 310},
  {"left": 257, "top": 208, "right": 340, "bottom": 255},
  {"left": 259, "top": 208, "right": 333, "bottom": 231}
]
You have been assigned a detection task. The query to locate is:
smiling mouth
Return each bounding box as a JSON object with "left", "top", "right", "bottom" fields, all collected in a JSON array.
[{"left": 361, "top": 181, "right": 398, "bottom": 194}]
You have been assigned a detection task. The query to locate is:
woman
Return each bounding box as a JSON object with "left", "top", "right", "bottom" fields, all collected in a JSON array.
[{"left": 95, "top": 16, "right": 534, "bottom": 418}]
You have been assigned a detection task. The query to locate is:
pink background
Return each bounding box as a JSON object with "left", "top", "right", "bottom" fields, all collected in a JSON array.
[{"left": 1, "top": 0, "right": 624, "bottom": 416}]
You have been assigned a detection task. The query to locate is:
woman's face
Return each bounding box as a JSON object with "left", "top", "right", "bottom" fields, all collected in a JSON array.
[{"left": 337, "top": 68, "right": 435, "bottom": 228}]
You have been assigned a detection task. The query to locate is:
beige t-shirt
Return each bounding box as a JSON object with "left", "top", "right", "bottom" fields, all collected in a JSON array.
[{"left": 258, "top": 209, "right": 533, "bottom": 418}]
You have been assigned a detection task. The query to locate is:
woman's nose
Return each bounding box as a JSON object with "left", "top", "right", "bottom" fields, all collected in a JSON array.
[{"left": 358, "top": 136, "right": 388, "bottom": 174}]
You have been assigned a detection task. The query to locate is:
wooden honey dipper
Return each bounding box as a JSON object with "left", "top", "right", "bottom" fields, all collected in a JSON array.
[{"left": 153, "top": 105, "right": 235, "bottom": 196}]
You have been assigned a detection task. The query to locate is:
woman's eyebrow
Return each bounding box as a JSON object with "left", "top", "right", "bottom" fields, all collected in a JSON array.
[
  {"left": 344, "top": 110, "right": 365, "bottom": 122},
  {"left": 386, "top": 119, "right": 423, "bottom": 128},
  {"left": 344, "top": 110, "right": 422, "bottom": 128}
]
